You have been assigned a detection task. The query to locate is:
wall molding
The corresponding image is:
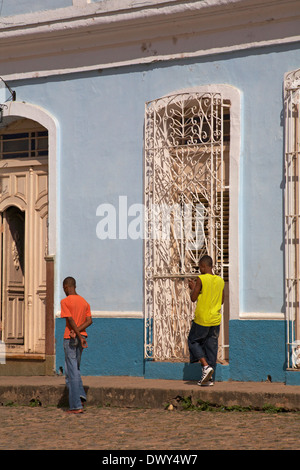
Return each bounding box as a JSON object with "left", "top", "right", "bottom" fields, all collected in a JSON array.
[
  {"left": 0, "top": 0, "right": 299, "bottom": 80},
  {"left": 56, "top": 310, "right": 144, "bottom": 318},
  {"left": 239, "top": 312, "right": 285, "bottom": 320}
]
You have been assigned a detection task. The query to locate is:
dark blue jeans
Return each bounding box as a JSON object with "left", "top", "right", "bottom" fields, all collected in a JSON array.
[{"left": 188, "top": 321, "right": 220, "bottom": 371}]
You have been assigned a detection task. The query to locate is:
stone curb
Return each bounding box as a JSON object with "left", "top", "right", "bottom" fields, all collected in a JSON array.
[{"left": 1, "top": 378, "right": 300, "bottom": 411}]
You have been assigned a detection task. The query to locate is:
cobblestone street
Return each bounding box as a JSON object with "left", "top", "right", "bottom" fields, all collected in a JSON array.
[{"left": 1, "top": 405, "right": 300, "bottom": 451}]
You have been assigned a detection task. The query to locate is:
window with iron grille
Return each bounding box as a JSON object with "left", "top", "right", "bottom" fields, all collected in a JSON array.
[{"left": 144, "top": 90, "right": 231, "bottom": 362}]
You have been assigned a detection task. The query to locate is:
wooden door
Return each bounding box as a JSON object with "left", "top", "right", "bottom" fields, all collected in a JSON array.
[{"left": 0, "top": 118, "right": 48, "bottom": 357}]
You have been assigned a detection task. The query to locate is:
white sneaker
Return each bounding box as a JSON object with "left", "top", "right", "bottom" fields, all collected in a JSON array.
[{"left": 198, "top": 365, "right": 214, "bottom": 385}]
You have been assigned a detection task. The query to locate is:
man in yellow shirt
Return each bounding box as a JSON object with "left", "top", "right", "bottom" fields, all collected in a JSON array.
[{"left": 188, "top": 255, "right": 224, "bottom": 386}]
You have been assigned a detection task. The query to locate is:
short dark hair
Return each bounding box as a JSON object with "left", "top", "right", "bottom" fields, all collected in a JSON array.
[
  {"left": 63, "top": 276, "right": 76, "bottom": 287},
  {"left": 199, "top": 255, "right": 213, "bottom": 267}
]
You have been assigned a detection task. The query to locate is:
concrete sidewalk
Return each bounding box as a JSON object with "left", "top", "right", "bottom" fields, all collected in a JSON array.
[{"left": 1, "top": 375, "right": 300, "bottom": 411}]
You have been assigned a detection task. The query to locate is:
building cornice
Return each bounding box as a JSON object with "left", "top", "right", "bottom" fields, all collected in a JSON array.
[{"left": 0, "top": 0, "right": 299, "bottom": 80}]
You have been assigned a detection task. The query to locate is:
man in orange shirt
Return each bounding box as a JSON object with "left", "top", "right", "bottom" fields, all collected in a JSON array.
[{"left": 61, "top": 277, "right": 92, "bottom": 414}]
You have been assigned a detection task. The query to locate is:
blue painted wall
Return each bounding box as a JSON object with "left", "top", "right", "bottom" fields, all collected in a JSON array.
[
  {"left": 229, "top": 320, "right": 287, "bottom": 383},
  {"left": 9, "top": 41, "right": 300, "bottom": 383},
  {"left": 13, "top": 44, "right": 300, "bottom": 316}
]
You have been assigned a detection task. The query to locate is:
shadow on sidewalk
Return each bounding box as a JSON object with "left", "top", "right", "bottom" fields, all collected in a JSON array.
[{"left": 57, "top": 386, "right": 90, "bottom": 409}]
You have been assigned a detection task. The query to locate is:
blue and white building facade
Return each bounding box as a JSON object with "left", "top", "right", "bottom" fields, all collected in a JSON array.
[{"left": 0, "top": 0, "right": 300, "bottom": 384}]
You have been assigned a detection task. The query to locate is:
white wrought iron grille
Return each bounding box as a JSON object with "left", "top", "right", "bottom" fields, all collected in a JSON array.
[
  {"left": 284, "top": 69, "right": 300, "bottom": 369},
  {"left": 144, "top": 91, "right": 230, "bottom": 361}
]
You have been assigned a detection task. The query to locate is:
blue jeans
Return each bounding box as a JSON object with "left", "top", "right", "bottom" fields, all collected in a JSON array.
[
  {"left": 188, "top": 322, "right": 220, "bottom": 372},
  {"left": 63, "top": 337, "right": 87, "bottom": 410}
]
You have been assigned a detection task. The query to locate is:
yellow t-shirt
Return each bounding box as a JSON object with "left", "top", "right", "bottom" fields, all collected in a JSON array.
[{"left": 194, "top": 274, "right": 224, "bottom": 326}]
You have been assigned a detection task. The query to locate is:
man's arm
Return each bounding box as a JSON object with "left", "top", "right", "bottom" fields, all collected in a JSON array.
[
  {"left": 77, "top": 316, "right": 92, "bottom": 332},
  {"left": 68, "top": 317, "right": 88, "bottom": 348},
  {"left": 189, "top": 277, "right": 202, "bottom": 302}
]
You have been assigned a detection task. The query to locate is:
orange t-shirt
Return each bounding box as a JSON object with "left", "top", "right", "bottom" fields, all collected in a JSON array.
[{"left": 60, "top": 294, "right": 92, "bottom": 339}]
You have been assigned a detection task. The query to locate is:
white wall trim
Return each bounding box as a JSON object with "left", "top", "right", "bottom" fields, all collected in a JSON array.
[
  {"left": 239, "top": 312, "right": 285, "bottom": 320},
  {"left": 2, "top": 35, "right": 300, "bottom": 82},
  {"left": 56, "top": 310, "right": 144, "bottom": 318},
  {"left": 0, "top": 0, "right": 299, "bottom": 81}
]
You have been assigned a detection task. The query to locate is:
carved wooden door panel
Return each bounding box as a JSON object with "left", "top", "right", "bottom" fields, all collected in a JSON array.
[{"left": 2, "top": 207, "right": 25, "bottom": 344}]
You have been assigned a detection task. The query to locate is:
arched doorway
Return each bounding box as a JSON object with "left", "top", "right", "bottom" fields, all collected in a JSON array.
[{"left": 0, "top": 112, "right": 54, "bottom": 374}]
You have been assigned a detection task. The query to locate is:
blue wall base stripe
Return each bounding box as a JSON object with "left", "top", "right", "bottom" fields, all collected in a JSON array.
[
  {"left": 285, "top": 370, "right": 300, "bottom": 386},
  {"left": 55, "top": 318, "right": 300, "bottom": 384},
  {"left": 55, "top": 317, "right": 145, "bottom": 377}
]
